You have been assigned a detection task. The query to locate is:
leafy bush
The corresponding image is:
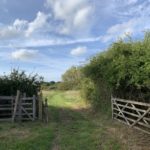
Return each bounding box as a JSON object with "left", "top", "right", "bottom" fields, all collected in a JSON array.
[
  {"left": 0, "top": 69, "right": 43, "bottom": 96},
  {"left": 81, "top": 78, "right": 111, "bottom": 112},
  {"left": 60, "top": 66, "right": 82, "bottom": 90},
  {"left": 82, "top": 33, "right": 150, "bottom": 109}
]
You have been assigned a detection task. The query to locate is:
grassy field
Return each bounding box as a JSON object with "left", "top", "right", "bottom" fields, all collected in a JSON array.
[{"left": 0, "top": 90, "right": 150, "bottom": 150}]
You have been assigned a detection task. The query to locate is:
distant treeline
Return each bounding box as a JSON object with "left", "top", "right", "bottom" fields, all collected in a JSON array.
[
  {"left": 41, "top": 81, "right": 61, "bottom": 90},
  {"left": 61, "top": 32, "right": 150, "bottom": 111}
]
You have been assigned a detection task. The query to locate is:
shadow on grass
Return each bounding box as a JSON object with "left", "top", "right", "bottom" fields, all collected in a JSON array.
[
  {"left": 46, "top": 104, "right": 124, "bottom": 150},
  {"left": 48, "top": 105, "right": 88, "bottom": 122},
  {"left": 46, "top": 103, "right": 150, "bottom": 150}
]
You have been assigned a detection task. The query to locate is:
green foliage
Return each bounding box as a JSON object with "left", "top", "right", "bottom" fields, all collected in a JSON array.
[
  {"left": 60, "top": 66, "right": 82, "bottom": 90},
  {"left": 0, "top": 69, "right": 43, "bottom": 96},
  {"left": 81, "top": 78, "right": 111, "bottom": 112},
  {"left": 82, "top": 33, "right": 150, "bottom": 105},
  {"left": 41, "top": 81, "right": 60, "bottom": 90},
  {"left": 81, "top": 78, "right": 95, "bottom": 102}
]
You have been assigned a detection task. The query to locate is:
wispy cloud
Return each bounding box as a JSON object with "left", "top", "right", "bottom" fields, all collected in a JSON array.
[
  {"left": 102, "top": 17, "right": 150, "bottom": 42},
  {"left": 21, "top": 36, "right": 102, "bottom": 48},
  {"left": 11, "top": 49, "right": 38, "bottom": 61},
  {"left": 70, "top": 46, "right": 87, "bottom": 56}
]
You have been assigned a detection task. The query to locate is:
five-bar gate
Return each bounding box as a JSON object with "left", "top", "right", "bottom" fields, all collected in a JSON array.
[
  {"left": 0, "top": 90, "right": 36, "bottom": 122},
  {"left": 111, "top": 97, "right": 150, "bottom": 134}
]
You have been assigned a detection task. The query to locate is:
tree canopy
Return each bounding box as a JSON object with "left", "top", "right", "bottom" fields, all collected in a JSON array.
[{"left": 60, "top": 66, "right": 82, "bottom": 90}]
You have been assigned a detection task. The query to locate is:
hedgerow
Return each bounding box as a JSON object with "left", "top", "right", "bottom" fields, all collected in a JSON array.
[
  {"left": 0, "top": 69, "right": 43, "bottom": 96},
  {"left": 82, "top": 33, "right": 150, "bottom": 110}
]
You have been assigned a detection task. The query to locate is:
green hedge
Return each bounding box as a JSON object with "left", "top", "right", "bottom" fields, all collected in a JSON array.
[
  {"left": 82, "top": 33, "right": 150, "bottom": 109},
  {"left": 0, "top": 69, "right": 43, "bottom": 96}
]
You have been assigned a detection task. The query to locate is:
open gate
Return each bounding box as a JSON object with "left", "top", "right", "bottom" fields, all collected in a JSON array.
[{"left": 112, "top": 97, "right": 150, "bottom": 134}]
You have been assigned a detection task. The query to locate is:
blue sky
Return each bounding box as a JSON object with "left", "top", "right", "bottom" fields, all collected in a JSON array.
[{"left": 0, "top": 0, "right": 150, "bottom": 81}]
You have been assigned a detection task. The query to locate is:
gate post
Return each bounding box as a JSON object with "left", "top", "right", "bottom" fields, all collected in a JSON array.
[
  {"left": 33, "top": 95, "right": 36, "bottom": 121},
  {"left": 12, "top": 90, "right": 20, "bottom": 122},
  {"left": 111, "top": 95, "right": 114, "bottom": 119},
  {"left": 38, "top": 92, "right": 43, "bottom": 121}
]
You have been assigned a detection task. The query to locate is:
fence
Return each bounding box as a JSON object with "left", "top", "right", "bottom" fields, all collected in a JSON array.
[
  {"left": 0, "top": 90, "right": 37, "bottom": 122},
  {"left": 0, "top": 90, "right": 49, "bottom": 122},
  {"left": 111, "top": 97, "right": 150, "bottom": 134}
]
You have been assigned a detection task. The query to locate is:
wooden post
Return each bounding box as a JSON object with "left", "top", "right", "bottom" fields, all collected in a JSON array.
[
  {"left": 11, "top": 96, "right": 14, "bottom": 117},
  {"left": 44, "top": 98, "right": 49, "bottom": 123},
  {"left": 38, "top": 92, "right": 43, "bottom": 121},
  {"left": 111, "top": 95, "right": 114, "bottom": 119},
  {"left": 18, "top": 93, "right": 22, "bottom": 122},
  {"left": 33, "top": 95, "right": 36, "bottom": 121},
  {"left": 12, "top": 90, "right": 20, "bottom": 122}
]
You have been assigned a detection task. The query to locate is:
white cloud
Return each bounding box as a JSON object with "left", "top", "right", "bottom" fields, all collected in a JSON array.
[
  {"left": 11, "top": 49, "right": 38, "bottom": 61},
  {"left": 0, "top": 18, "right": 28, "bottom": 39},
  {"left": 0, "top": 26, "right": 20, "bottom": 39},
  {"left": 13, "top": 19, "right": 28, "bottom": 30},
  {"left": 0, "top": 12, "right": 50, "bottom": 39},
  {"left": 102, "top": 14, "right": 150, "bottom": 42},
  {"left": 73, "top": 6, "right": 92, "bottom": 28},
  {"left": 70, "top": 46, "right": 87, "bottom": 56},
  {"left": 26, "top": 11, "right": 49, "bottom": 37},
  {"left": 46, "top": 0, "right": 93, "bottom": 35}
]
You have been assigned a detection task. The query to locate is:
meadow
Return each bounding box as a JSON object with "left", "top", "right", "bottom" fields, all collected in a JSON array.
[{"left": 0, "top": 90, "right": 149, "bottom": 150}]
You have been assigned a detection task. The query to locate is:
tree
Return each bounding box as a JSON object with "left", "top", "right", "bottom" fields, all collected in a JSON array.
[{"left": 60, "top": 66, "right": 82, "bottom": 90}]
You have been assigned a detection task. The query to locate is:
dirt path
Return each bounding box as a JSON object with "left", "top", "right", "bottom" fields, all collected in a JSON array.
[{"left": 51, "top": 107, "right": 82, "bottom": 150}]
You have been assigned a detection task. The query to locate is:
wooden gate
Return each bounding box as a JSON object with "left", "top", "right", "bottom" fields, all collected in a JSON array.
[
  {"left": 111, "top": 97, "right": 150, "bottom": 134},
  {"left": 0, "top": 90, "right": 36, "bottom": 122}
]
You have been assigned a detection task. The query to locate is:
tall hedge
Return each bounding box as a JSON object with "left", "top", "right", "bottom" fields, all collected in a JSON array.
[
  {"left": 82, "top": 33, "right": 150, "bottom": 108},
  {"left": 0, "top": 69, "right": 43, "bottom": 96}
]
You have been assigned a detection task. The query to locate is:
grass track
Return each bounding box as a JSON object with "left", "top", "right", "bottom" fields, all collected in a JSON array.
[
  {"left": 0, "top": 90, "right": 149, "bottom": 150},
  {"left": 46, "top": 91, "right": 108, "bottom": 150}
]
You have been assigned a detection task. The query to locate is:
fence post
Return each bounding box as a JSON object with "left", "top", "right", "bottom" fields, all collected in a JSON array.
[
  {"left": 38, "top": 92, "right": 43, "bottom": 121},
  {"left": 44, "top": 98, "right": 49, "bottom": 123},
  {"left": 33, "top": 95, "right": 36, "bottom": 121},
  {"left": 18, "top": 93, "right": 22, "bottom": 122},
  {"left": 111, "top": 95, "right": 114, "bottom": 119},
  {"left": 12, "top": 90, "right": 20, "bottom": 122},
  {"left": 11, "top": 95, "right": 14, "bottom": 117}
]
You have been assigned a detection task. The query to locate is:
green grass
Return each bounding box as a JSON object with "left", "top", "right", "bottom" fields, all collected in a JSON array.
[
  {"left": 0, "top": 90, "right": 149, "bottom": 150},
  {"left": 0, "top": 122, "right": 54, "bottom": 150},
  {"left": 43, "top": 90, "right": 123, "bottom": 150}
]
